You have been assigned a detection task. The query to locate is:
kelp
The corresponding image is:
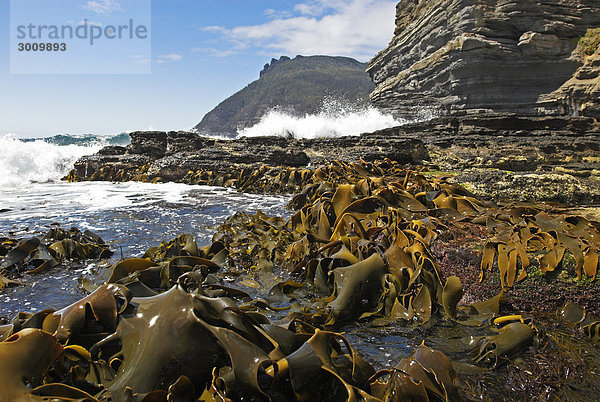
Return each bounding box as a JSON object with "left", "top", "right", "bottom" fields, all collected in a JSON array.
[
  {"left": 369, "top": 342, "right": 461, "bottom": 401},
  {"left": 0, "top": 271, "right": 464, "bottom": 400},
  {"left": 1, "top": 237, "right": 41, "bottom": 269},
  {"left": 100, "top": 284, "right": 225, "bottom": 398},
  {"left": 0, "top": 225, "right": 112, "bottom": 292},
  {"left": 4, "top": 158, "right": 600, "bottom": 400},
  {"left": 472, "top": 321, "right": 536, "bottom": 367},
  {"left": 1, "top": 283, "right": 131, "bottom": 345},
  {"left": 142, "top": 233, "right": 200, "bottom": 262},
  {"left": 0, "top": 328, "right": 97, "bottom": 401},
  {"left": 557, "top": 301, "right": 600, "bottom": 346},
  {"left": 213, "top": 210, "right": 295, "bottom": 270},
  {"left": 480, "top": 211, "right": 600, "bottom": 287},
  {"left": 44, "top": 225, "right": 112, "bottom": 260},
  {"left": 0, "top": 328, "right": 64, "bottom": 401}
]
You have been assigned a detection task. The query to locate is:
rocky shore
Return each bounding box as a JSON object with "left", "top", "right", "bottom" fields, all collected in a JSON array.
[
  {"left": 67, "top": 114, "right": 600, "bottom": 205},
  {"left": 5, "top": 0, "right": 600, "bottom": 399},
  {"left": 8, "top": 152, "right": 600, "bottom": 400}
]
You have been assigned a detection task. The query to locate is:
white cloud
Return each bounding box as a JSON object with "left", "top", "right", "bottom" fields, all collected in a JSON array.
[
  {"left": 79, "top": 20, "right": 103, "bottom": 27},
  {"left": 131, "top": 55, "right": 150, "bottom": 64},
  {"left": 201, "top": 25, "right": 229, "bottom": 34},
  {"left": 83, "top": 0, "right": 122, "bottom": 15},
  {"left": 200, "top": 0, "right": 396, "bottom": 61},
  {"left": 293, "top": 0, "right": 339, "bottom": 16},
  {"left": 157, "top": 53, "right": 183, "bottom": 63},
  {"left": 263, "top": 8, "right": 292, "bottom": 19}
]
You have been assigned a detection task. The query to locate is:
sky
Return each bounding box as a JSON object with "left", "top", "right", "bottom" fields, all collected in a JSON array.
[{"left": 0, "top": 0, "right": 397, "bottom": 137}]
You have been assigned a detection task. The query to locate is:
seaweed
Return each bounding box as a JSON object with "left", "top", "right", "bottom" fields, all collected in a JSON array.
[{"left": 3, "top": 158, "right": 600, "bottom": 400}]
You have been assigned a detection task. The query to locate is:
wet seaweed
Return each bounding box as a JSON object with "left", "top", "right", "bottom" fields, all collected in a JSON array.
[
  {"left": 0, "top": 225, "right": 112, "bottom": 292},
  {"left": 4, "top": 159, "right": 600, "bottom": 400}
]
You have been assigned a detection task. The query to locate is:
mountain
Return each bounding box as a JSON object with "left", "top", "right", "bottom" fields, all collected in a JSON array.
[{"left": 194, "top": 55, "right": 375, "bottom": 136}]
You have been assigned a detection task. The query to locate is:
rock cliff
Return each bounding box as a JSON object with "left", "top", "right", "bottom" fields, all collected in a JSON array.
[
  {"left": 259, "top": 56, "right": 290, "bottom": 78},
  {"left": 368, "top": 0, "right": 600, "bottom": 120},
  {"left": 544, "top": 28, "right": 600, "bottom": 119}
]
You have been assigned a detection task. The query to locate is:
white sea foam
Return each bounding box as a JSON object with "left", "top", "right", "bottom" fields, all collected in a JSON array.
[
  {"left": 0, "top": 134, "right": 103, "bottom": 187},
  {"left": 237, "top": 98, "right": 405, "bottom": 139}
]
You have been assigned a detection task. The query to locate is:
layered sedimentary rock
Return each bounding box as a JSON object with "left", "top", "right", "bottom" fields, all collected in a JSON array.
[
  {"left": 544, "top": 30, "right": 600, "bottom": 119},
  {"left": 372, "top": 115, "right": 600, "bottom": 204},
  {"left": 368, "top": 0, "right": 600, "bottom": 120}
]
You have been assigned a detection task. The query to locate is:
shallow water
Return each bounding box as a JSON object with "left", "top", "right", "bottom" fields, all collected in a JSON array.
[{"left": 0, "top": 181, "right": 289, "bottom": 316}]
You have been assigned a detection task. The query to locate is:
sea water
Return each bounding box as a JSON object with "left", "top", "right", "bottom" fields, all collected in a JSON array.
[
  {"left": 237, "top": 97, "right": 406, "bottom": 138},
  {"left": 0, "top": 134, "right": 289, "bottom": 316}
]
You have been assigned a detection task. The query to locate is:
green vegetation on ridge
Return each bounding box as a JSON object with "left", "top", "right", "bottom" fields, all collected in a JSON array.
[{"left": 579, "top": 27, "right": 600, "bottom": 56}]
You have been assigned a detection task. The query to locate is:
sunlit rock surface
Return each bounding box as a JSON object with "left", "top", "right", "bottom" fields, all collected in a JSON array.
[{"left": 368, "top": 0, "right": 600, "bottom": 119}]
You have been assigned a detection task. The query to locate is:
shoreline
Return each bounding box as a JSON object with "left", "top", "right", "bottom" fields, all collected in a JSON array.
[
  {"left": 67, "top": 114, "right": 600, "bottom": 205},
  {"left": 61, "top": 113, "right": 600, "bottom": 316},
  {"left": 4, "top": 0, "right": 600, "bottom": 398},
  {"left": 1, "top": 115, "right": 600, "bottom": 400}
]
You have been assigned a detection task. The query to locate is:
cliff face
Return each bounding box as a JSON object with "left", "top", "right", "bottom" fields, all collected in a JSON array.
[
  {"left": 545, "top": 29, "right": 600, "bottom": 119},
  {"left": 194, "top": 55, "right": 374, "bottom": 137},
  {"left": 368, "top": 0, "right": 600, "bottom": 120}
]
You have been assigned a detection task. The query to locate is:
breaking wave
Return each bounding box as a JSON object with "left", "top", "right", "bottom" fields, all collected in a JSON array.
[
  {"left": 237, "top": 98, "right": 405, "bottom": 139},
  {"left": 0, "top": 133, "right": 129, "bottom": 187}
]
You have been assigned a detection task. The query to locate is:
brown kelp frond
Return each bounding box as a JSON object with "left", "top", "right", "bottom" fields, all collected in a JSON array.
[
  {"left": 0, "top": 225, "right": 112, "bottom": 292},
  {"left": 2, "top": 283, "right": 131, "bottom": 346},
  {"left": 0, "top": 328, "right": 99, "bottom": 401},
  {"left": 480, "top": 211, "right": 600, "bottom": 287},
  {"left": 5, "top": 158, "right": 600, "bottom": 400},
  {"left": 557, "top": 301, "right": 600, "bottom": 345},
  {"left": 369, "top": 343, "right": 460, "bottom": 401}
]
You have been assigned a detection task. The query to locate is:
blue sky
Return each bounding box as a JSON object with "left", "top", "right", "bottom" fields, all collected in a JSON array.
[{"left": 0, "top": 0, "right": 397, "bottom": 137}]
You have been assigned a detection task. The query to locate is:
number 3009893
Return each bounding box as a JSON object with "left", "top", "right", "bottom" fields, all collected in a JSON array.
[{"left": 18, "top": 43, "right": 66, "bottom": 51}]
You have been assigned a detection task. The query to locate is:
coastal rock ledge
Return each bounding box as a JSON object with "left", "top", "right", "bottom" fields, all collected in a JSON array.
[
  {"left": 68, "top": 115, "right": 600, "bottom": 205},
  {"left": 368, "top": 0, "right": 600, "bottom": 120},
  {"left": 68, "top": 130, "right": 427, "bottom": 183}
]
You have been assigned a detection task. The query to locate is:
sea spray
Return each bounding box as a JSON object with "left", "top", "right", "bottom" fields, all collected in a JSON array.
[
  {"left": 237, "top": 97, "right": 405, "bottom": 139},
  {"left": 0, "top": 134, "right": 127, "bottom": 187}
]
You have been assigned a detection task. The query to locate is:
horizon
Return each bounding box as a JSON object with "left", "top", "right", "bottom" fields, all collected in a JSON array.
[{"left": 0, "top": 0, "right": 397, "bottom": 138}]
